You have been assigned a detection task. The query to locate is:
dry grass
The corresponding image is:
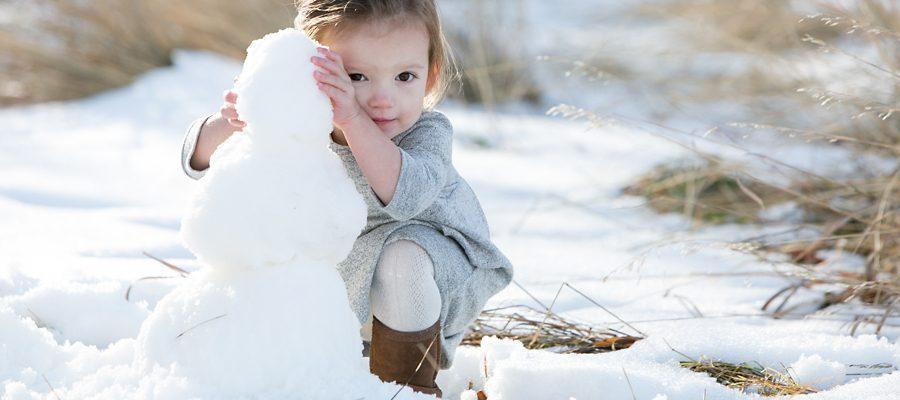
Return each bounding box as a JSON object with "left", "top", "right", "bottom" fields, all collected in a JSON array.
[
  {"left": 442, "top": 0, "right": 542, "bottom": 108},
  {"left": 461, "top": 305, "right": 641, "bottom": 354},
  {"left": 551, "top": 109, "right": 898, "bottom": 337},
  {"left": 634, "top": 0, "right": 845, "bottom": 52},
  {"left": 628, "top": 0, "right": 900, "bottom": 140},
  {"left": 622, "top": 157, "right": 788, "bottom": 226},
  {"left": 680, "top": 358, "right": 816, "bottom": 396},
  {"left": 0, "top": 0, "right": 293, "bottom": 106},
  {"left": 621, "top": 155, "right": 900, "bottom": 273}
]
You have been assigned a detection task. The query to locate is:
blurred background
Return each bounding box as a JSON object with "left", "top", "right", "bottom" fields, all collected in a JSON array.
[{"left": 1, "top": 0, "right": 898, "bottom": 340}]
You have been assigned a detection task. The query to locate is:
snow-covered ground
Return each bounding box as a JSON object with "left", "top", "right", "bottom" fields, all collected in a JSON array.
[{"left": 1, "top": 48, "right": 898, "bottom": 399}]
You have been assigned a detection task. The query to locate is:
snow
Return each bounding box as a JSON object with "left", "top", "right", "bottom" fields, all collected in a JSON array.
[
  {"left": 3, "top": 280, "right": 150, "bottom": 347},
  {"left": 435, "top": 331, "right": 899, "bottom": 399},
  {"left": 1, "top": 18, "right": 898, "bottom": 400},
  {"left": 791, "top": 354, "right": 849, "bottom": 390}
]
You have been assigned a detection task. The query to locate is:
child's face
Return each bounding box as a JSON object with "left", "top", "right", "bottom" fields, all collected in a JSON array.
[{"left": 323, "top": 19, "right": 433, "bottom": 138}]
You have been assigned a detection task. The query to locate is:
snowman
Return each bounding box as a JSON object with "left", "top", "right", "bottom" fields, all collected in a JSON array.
[{"left": 132, "top": 28, "right": 430, "bottom": 399}]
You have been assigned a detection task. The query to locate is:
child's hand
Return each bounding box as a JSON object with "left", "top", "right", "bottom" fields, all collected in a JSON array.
[
  {"left": 311, "top": 47, "right": 363, "bottom": 129},
  {"left": 220, "top": 75, "right": 246, "bottom": 129}
]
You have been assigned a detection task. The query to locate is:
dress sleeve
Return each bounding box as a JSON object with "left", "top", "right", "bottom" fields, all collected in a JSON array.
[
  {"left": 181, "top": 115, "right": 213, "bottom": 180},
  {"left": 370, "top": 112, "right": 453, "bottom": 221}
]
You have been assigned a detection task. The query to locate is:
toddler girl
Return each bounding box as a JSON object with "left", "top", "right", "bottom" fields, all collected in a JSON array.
[{"left": 180, "top": 0, "right": 513, "bottom": 397}]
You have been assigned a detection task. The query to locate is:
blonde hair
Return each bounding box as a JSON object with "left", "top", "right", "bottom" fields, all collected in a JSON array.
[{"left": 294, "top": 0, "right": 457, "bottom": 110}]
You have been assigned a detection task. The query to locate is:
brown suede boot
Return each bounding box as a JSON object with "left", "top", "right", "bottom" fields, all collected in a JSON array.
[{"left": 370, "top": 316, "right": 443, "bottom": 398}]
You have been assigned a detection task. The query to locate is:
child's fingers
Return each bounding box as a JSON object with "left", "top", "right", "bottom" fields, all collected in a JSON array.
[
  {"left": 313, "top": 70, "right": 350, "bottom": 93},
  {"left": 221, "top": 104, "right": 246, "bottom": 127},
  {"left": 316, "top": 81, "right": 348, "bottom": 101},
  {"left": 220, "top": 103, "right": 240, "bottom": 119},
  {"left": 311, "top": 56, "right": 351, "bottom": 85},
  {"left": 223, "top": 90, "right": 238, "bottom": 105},
  {"left": 319, "top": 47, "right": 346, "bottom": 70},
  {"left": 314, "top": 48, "right": 349, "bottom": 75}
]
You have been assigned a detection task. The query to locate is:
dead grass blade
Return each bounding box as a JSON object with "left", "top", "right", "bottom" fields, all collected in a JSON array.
[
  {"left": 680, "top": 358, "right": 817, "bottom": 396},
  {"left": 124, "top": 276, "right": 177, "bottom": 302},
  {"left": 142, "top": 251, "right": 189, "bottom": 277},
  {"left": 175, "top": 313, "right": 227, "bottom": 340},
  {"left": 42, "top": 373, "right": 63, "bottom": 400},
  {"left": 462, "top": 305, "right": 641, "bottom": 354}
]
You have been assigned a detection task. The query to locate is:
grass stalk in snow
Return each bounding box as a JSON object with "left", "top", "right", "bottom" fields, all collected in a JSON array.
[
  {"left": 680, "top": 358, "right": 816, "bottom": 396},
  {"left": 41, "top": 373, "right": 62, "bottom": 400},
  {"left": 462, "top": 304, "right": 641, "bottom": 354}
]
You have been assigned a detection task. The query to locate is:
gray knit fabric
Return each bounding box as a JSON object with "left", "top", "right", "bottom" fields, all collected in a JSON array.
[{"left": 180, "top": 110, "right": 514, "bottom": 369}]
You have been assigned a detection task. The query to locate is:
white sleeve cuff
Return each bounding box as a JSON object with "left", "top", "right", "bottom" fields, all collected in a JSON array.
[{"left": 181, "top": 115, "right": 213, "bottom": 180}]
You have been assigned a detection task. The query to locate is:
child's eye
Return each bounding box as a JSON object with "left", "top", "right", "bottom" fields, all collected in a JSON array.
[
  {"left": 396, "top": 72, "right": 416, "bottom": 82},
  {"left": 348, "top": 73, "right": 367, "bottom": 82}
]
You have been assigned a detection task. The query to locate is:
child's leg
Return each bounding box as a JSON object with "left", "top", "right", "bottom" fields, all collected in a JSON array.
[
  {"left": 370, "top": 239, "right": 442, "bottom": 331},
  {"left": 368, "top": 239, "right": 443, "bottom": 397}
]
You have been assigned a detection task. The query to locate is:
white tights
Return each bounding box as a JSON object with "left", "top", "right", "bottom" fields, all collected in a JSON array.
[{"left": 360, "top": 239, "right": 442, "bottom": 341}]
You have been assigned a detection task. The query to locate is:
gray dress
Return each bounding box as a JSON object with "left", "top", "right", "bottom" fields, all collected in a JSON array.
[{"left": 180, "top": 110, "right": 514, "bottom": 369}]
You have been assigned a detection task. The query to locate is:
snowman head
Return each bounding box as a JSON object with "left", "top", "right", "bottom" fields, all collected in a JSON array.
[{"left": 233, "top": 29, "right": 334, "bottom": 150}]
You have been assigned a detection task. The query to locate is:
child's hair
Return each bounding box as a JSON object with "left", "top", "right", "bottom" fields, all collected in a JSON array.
[{"left": 294, "top": 0, "right": 457, "bottom": 110}]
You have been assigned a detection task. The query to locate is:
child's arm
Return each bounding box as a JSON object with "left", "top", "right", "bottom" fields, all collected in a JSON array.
[
  {"left": 181, "top": 114, "right": 213, "bottom": 180},
  {"left": 181, "top": 90, "right": 245, "bottom": 180},
  {"left": 367, "top": 114, "right": 453, "bottom": 221},
  {"left": 338, "top": 116, "right": 403, "bottom": 205},
  {"left": 341, "top": 112, "right": 453, "bottom": 221}
]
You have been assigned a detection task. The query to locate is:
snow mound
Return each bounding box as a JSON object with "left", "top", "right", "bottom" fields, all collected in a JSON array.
[{"left": 4, "top": 280, "right": 149, "bottom": 347}]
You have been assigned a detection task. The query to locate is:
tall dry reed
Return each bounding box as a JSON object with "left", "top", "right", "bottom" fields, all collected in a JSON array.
[{"left": 0, "top": 0, "right": 293, "bottom": 105}]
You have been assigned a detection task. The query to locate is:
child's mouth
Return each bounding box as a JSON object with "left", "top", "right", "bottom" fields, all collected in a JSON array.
[{"left": 372, "top": 118, "right": 396, "bottom": 127}]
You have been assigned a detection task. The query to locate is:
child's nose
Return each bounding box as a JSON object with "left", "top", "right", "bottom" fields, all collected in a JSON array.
[{"left": 368, "top": 88, "right": 394, "bottom": 109}]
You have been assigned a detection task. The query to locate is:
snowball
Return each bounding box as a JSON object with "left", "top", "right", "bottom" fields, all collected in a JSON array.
[{"left": 790, "top": 354, "right": 847, "bottom": 390}]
